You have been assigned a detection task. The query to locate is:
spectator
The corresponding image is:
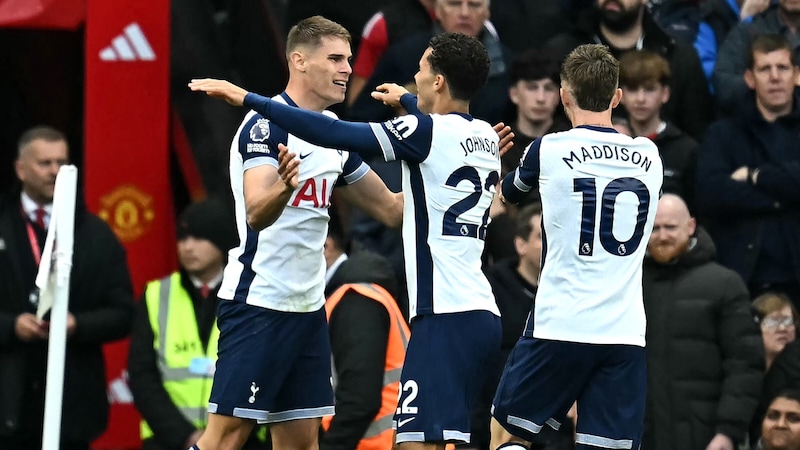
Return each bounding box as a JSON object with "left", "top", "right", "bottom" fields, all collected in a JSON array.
[
  {"left": 754, "top": 291, "right": 799, "bottom": 370},
  {"left": 618, "top": 49, "right": 698, "bottom": 209},
  {"left": 321, "top": 210, "right": 408, "bottom": 450},
  {"left": 482, "top": 48, "right": 568, "bottom": 267},
  {"left": 349, "top": 0, "right": 511, "bottom": 125},
  {"left": 714, "top": 0, "right": 800, "bottom": 112},
  {"left": 502, "top": 49, "right": 570, "bottom": 177},
  {"left": 347, "top": 0, "right": 436, "bottom": 106},
  {"left": 649, "top": 0, "right": 772, "bottom": 88},
  {"left": 695, "top": 33, "right": 800, "bottom": 308},
  {"left": 642, "top": 193, "right": 764, "bottom": 450},
  {"left": 0, "top": 125, "right": 134, "bottom": 450},
  {"left": 127, "top": 199, "right": 263, "bottom": 450},
  {"left": 546, "top": 0, "right": 714, "bottom": 141},
  {"left": 751, "top": 291, "right": 800, "bottom": 446},
  {"left": 758, "top": 341, "right": 800, "bottom": 446},
  {"left": 758, "top": 390, "right": 800, "bottom": 450}
]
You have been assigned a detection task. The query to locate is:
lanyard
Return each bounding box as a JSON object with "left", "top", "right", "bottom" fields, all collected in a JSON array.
[{"left": 21, "top": 208, "right": 41, "bottom": 266}]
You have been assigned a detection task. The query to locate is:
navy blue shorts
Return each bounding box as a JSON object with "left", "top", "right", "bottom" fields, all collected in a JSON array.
[
  {"left": 492, "top": 338, "right": 646, "bottom": 450},
  {"left": 208, "top": 300, "right": 334, "bottom": 423},
  {"left": 394, "top": 310, "right": 501, "bottom": 444}
]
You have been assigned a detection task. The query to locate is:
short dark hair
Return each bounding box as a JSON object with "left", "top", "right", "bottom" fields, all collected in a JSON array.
[
  {"left": 510, "top": 48, "right": 560, "bottom": 85},
  {"left": 17, "top": 125, "right": 67, "bottom": 158},
  {"left": 427, "top": 32, "right": 490, "bottom": 102},
  {"left": 285, "top": 15, "right": 351, "bottom": 60},
  {"left": 619, "top": 50, "right": 671, "bottom": 89},
  {"left": 770, "top": 389, "right": 800, "bottom": 407},
  {"left": 748, "top": 34, "right": 797, "bottom": 69},
  {"left": 561, "top": 44, "right": 620, "bottom": 112},
  {"left": 515, "top": 202, "right": 543, "bottom": 239}
]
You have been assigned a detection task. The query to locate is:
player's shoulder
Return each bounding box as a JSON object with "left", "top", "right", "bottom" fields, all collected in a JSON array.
[{"left": 238, "top": 100, "right": 290, "bottom": 147}]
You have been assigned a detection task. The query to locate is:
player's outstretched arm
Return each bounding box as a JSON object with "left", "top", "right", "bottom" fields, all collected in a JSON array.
[
  {"left": 190, "top": 78, "right": 383, "bottom": 155},
  {"left": 188, "top": 79, "right": 247, "bottom": 106},
  {"left": 244, "top": 143, "right": 299, "bottom": 231}
]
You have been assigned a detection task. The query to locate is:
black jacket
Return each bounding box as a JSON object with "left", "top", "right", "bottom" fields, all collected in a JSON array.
[
  {"left": 322, "top": 250, "right": 399, "bottom": 450},
  {"left": 695, "top": 91, "right": 800, "bottom": 287},
  {"left": 546, "top": 8, "right": 713, "bottom": 141},
  {"left": 642, "top": 228, "right": 764, "bottom": 449},
  {"left": 0, "top": 191, "right": 134, "bottom": 441}
]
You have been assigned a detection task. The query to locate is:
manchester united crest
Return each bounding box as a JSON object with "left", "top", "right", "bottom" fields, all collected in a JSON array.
[{"left": 98, "top": 185, "right": 155, "bottom": 242}]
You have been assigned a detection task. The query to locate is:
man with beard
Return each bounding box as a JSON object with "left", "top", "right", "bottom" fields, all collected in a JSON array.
[
  {"left": 546, "top": 0, "right": 713, "bottom": 141},
  {"left": 760, "top": 390, "right": 800, "bottom": 450},
  {"left": 642, "top": 194, "right": 764, "bottom": 450},
  {"left": 714, "top": 0, "right": 800, "bottom": 112}
]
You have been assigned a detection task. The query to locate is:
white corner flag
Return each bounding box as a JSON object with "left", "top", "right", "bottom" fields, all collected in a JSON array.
[{"left": 35, "top": 165, "right": 78, "bottom": 450}]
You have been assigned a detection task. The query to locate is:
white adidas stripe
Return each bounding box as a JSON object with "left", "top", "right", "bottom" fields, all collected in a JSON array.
[{"left": 99, "top": 22, "right": 156, "bottom": 61}]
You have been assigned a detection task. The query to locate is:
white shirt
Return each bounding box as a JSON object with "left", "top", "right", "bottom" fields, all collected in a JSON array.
[
  {"left": 218, "top": 94, "right": 370, "bottom": 312},
  {"left": 369, "top": 112, "right": 501, "bottom": 320},
  {"left": 505, "top": 125, "right": 663, "bottom": 346},
  {"left": 20, "top": 191, "right": 52, "bottom": 229}
]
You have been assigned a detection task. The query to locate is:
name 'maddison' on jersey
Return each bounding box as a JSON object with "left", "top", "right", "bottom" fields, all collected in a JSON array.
[
  {"left": 218, "top": 94, "right": 369, "bottom": 313},
  {"left": 506, "top": 125, "right": 663, "bottom": 346},
  {"left": 367, "top": 113, "right": 502, "bottom": 320}
]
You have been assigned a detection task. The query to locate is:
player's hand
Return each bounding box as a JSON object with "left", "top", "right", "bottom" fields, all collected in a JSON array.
[
  {"left": 188, "top": 79, "right": 248, "bottom": 106},
  {"left": 371, "top": 83, "right": 410, "bottom": 108},
  {"left": 731, "top": 166, "right": 749, "bottom": 182},
  {"left": 277, "top": 144, "right": 299, "bottom": 190},
  {"left": 493, "top": 122, "right": 515, "bottom": 158},
  {"left": 489, "top": 183, "right": 507, "bottom": 219},
  {"left": 705, "top": 433, "right": 734, "bottom": 450},
  {"left": 15, "top": 313, "right": 48, "bottom": 342}
]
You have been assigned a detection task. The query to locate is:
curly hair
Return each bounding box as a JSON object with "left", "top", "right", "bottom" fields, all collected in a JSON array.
[{"left": 427, "top": 32, "right": 490, "bottom": 102}]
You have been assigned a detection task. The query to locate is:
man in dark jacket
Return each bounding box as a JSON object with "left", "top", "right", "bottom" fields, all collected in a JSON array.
[
  {"left": 695, "top": 33, "right": 800, "bottom": 307},
  {"left": 546, "top": 0, "right": 713, "bottom": 141},
  {"left": 0, "top": 125, "right": 134, "bottom": 449},
  {"left": 642, "top": 194, "right": 764, "bottom": 450}
]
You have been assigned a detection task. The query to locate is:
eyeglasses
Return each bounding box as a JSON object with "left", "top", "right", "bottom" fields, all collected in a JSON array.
[{"left": 761, "top": 316, "right": 797, "bottom": 330}]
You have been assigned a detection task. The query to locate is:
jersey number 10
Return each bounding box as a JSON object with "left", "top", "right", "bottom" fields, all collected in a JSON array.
[{"left": 574, "top": 177, "right": 650, "bottom": 257}]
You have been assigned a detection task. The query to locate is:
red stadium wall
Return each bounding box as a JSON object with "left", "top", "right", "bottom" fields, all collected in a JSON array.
[
  {"left": 2, "top": 0, "right": 175, "bottom": 448},
  {"left": 85, "top": 0, "right": 173, "bottom": 448}
]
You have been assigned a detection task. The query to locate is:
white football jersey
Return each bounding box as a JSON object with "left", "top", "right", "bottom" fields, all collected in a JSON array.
[
  {"left": 368, "top": 113, "right": 501, "bottom": 320},
  {"left": 218, "top": 94, "right": 369, "bottom": 312},
  {"left": 506, "top": 126, "right": 663, "bottom": 346}
]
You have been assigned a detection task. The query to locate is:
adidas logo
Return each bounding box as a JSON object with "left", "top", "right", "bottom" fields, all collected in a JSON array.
[{"left": 99, "top": 22, "right": 155, "bottom": 61}]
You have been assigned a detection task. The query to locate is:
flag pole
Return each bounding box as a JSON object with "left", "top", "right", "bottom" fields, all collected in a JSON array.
[{"left": 39, "top": 165, "right": 78, "bottom": 450}]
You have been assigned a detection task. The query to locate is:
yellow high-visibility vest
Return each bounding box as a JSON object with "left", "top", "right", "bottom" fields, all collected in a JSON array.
[{"left": 140, "top": 272, "right": 219, "bottom": 440}]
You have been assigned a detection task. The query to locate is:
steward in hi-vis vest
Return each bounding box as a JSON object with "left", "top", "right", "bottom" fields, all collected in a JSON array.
[{"left": 322, "top": 282, "right": 410, "bottom": 450}]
